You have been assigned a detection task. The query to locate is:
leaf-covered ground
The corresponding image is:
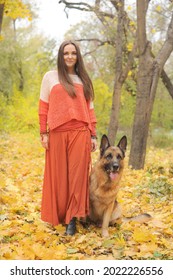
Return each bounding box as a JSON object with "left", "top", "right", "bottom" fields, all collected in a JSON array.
[{"left": 0, "top": 133, "right": 173, "bottom": 260}]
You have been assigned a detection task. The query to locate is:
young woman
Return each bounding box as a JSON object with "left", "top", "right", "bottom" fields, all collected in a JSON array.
[{"left": 39, "top": 40, "right": 97, "bottom": 235}]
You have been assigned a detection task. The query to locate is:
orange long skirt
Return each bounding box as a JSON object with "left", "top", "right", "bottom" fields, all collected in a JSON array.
[{"left": 41, "top": 127, "right": 91, "bottom": 226}]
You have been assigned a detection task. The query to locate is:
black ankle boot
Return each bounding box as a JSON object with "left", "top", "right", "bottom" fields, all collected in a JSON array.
[{"left": 66, "top": 217, "right": 76, "bottom": 235}]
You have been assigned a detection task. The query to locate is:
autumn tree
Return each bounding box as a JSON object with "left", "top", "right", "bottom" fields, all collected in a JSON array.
[
  {"left": 0, "top": 0, "right": 32, "bottom": 93},
  {"left": 59, "top": 0, "right": 136, "bottom": 144},
  {"left": 59, "top": 0, "right": 173, "bottom": 169},
  {"left": 0, "top": 0, "right": 31, "bottom": 36},
  {"left": 0, "top": 0, "right": 56, "bottom": 102},
  {"left": 129, "top": 1, "right": 173, "bottom": 169}
]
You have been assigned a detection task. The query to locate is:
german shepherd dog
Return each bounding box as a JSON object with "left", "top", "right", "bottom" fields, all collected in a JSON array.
[{"left": 89, "top": 135, "right": 151, "bottom": 237}]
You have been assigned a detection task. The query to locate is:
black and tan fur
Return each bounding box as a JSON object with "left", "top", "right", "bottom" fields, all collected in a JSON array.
[{"left": 89, "top": 135, "right": 151, "bottom": 237}]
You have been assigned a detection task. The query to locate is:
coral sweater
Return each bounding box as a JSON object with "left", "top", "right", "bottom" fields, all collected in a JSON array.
[{"left": 39, "top": 70, "right": 97, "bottom": 136}]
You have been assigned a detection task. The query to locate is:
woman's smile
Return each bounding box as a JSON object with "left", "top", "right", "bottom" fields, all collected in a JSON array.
[{"left": 63, "top": 44, "right": 77, "bottom": 73}]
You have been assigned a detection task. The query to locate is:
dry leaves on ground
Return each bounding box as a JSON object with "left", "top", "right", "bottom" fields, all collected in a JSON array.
[{"left": 0, "top": 133, "right": 173, "bottom": 260}]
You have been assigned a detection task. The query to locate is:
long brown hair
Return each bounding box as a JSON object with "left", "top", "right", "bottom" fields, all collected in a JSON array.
[{"left": 57, "top": 40, "right": 94, "bottom": 101}]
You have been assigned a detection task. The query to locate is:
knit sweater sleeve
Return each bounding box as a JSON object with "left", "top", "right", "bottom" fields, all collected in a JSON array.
[
  {"left": 88, "top": 101, "right": 97, "bottom": 136},
  {"left": 38, "top": 73, "right": 50, "bottom": 133}
]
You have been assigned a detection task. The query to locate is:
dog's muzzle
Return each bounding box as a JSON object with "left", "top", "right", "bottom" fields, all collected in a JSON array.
[
  {"left": 105, "top": 162, "right": 119, "bottom": 174},
  {"left": 104, "top": 162, "right": 120, "bottom": 180},
  {"left": 113, "top": 162, "right": 119, "bottom": 172}
]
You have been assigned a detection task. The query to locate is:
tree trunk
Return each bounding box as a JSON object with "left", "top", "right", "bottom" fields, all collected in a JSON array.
[
  {"left": 129, "top": 1, "right": 173, "bottom": 169},
  {"left": 108, "top": 81, "right": 122, "bottom": 144},
  {"left": 12, "top": 19, "right": 17, "bottom": 41},
  {"left": 129, "top": 0, "right": 156, "bottom": 169},
  {"left": 129, "top": 51, "right": 153, "bottom": 168},
  {"left": 59, "top": 0, "right": 173, "bottom": 152},
  {"left": 18, "top": 62, "right": 24, "bottom": 91},
  {"left": 0, "top": 4, "right": 4, "bottom": 34},
  {"left": 108, "top": 0, "right": 124, "bottom": 145}
]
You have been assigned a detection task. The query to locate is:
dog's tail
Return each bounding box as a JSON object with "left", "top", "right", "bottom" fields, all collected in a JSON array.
[{"left": 122, "top": 213, "right": 152, "bottom": 223}]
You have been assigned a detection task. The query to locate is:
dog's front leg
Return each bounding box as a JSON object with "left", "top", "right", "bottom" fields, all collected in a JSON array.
[{"left": 102, "top": 203, "right": 114, "bottom": 237}]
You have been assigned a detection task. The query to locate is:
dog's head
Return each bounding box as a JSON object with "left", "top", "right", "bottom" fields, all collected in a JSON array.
[{"left": 99, "top": 135, "right": 127, "bottom": 181}]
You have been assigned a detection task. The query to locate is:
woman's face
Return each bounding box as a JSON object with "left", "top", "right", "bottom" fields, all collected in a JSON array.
[{"left": 63, "top": 44, "right": 77, "bottom": 73}]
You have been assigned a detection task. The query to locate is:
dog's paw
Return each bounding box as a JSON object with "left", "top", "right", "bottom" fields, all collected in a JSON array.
[{"left": 102, "top": 229, "right": 109, "bottom": 237}]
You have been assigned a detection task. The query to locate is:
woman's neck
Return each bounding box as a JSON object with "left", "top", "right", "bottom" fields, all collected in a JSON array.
[
  {"left": 66, "top": 65, "right": 76, "bottom": 75},
  {"left": 67, "top": 70, "right": 76, "bottom": 75}
]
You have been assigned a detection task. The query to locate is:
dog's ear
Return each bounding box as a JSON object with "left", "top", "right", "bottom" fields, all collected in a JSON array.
[
  {"left": 100, "top": 134, "right": 110, "bottom": 158},
  {"left": 117, "top": 135, "right": 127, "bottom": 157}
]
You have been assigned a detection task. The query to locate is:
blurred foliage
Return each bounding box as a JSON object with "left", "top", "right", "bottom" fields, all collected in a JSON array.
[
  {"left": 0, "top": 3, "right": 56, "bottom": 134},
  {"left": 0, "top": 0, "right": 32, "bottom": 21},
  {"left": 1, "top": 89, "right": 38, "bottom": 133},
  {"left": 0, "top": 0, "right": 173, "bottom": 148},
  {"left": 93, "top": 79, "right": 112, "bottom": 137}
]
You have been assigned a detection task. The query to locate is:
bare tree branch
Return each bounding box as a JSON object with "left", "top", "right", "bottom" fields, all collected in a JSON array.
[
  {"left": 59, "top": 0, "right": 114, "bottom": 18},
  {"left": 156, "top": 12, "right": 173, "bottom": 70},
  {"left": 110, "top": 0, "right": 121, "bottom": 11},
  {"left": 137, "top": 0, "right": 148, "bottom": 54},
  {"left": 59, "top": 0, "right": 92, "bottom": 11},
  {"left": 161, "top": 69, "right": 173, "bottom": 99},
  {"left": 76, "top": 38, "right": 114, "bottom": 56},
  {"left": 95, "top": 0, "right": 101, "bottom": 9},
  {"left": 120, "top": 40, "right": 138, "bottom": 84},
  {"left": 76, "top": 38, "right": 115, "bottom": 46}
]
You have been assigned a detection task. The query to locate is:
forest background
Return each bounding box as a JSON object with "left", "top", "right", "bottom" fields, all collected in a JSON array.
[
  {"left": 0, "top": 0, "right": 173, "bottom": 260},
  {"left": 0, "top": 0, "right": 173, "bottom": 147}
]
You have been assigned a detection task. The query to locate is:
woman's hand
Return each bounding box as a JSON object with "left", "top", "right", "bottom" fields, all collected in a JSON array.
[
  {"left": 40, "top": 133, "right": 49, "bottom": 150},
  {"left": 91, "top": 138, "right": 97, "bottom": 152}
]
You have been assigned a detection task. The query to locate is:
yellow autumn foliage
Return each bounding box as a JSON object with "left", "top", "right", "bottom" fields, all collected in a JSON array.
[
  {"left": 1, "top": 0, "right": 32, "bottom": 21},
  {"left": 0, "top": 133, "right": 173, "bottom": 260}
]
